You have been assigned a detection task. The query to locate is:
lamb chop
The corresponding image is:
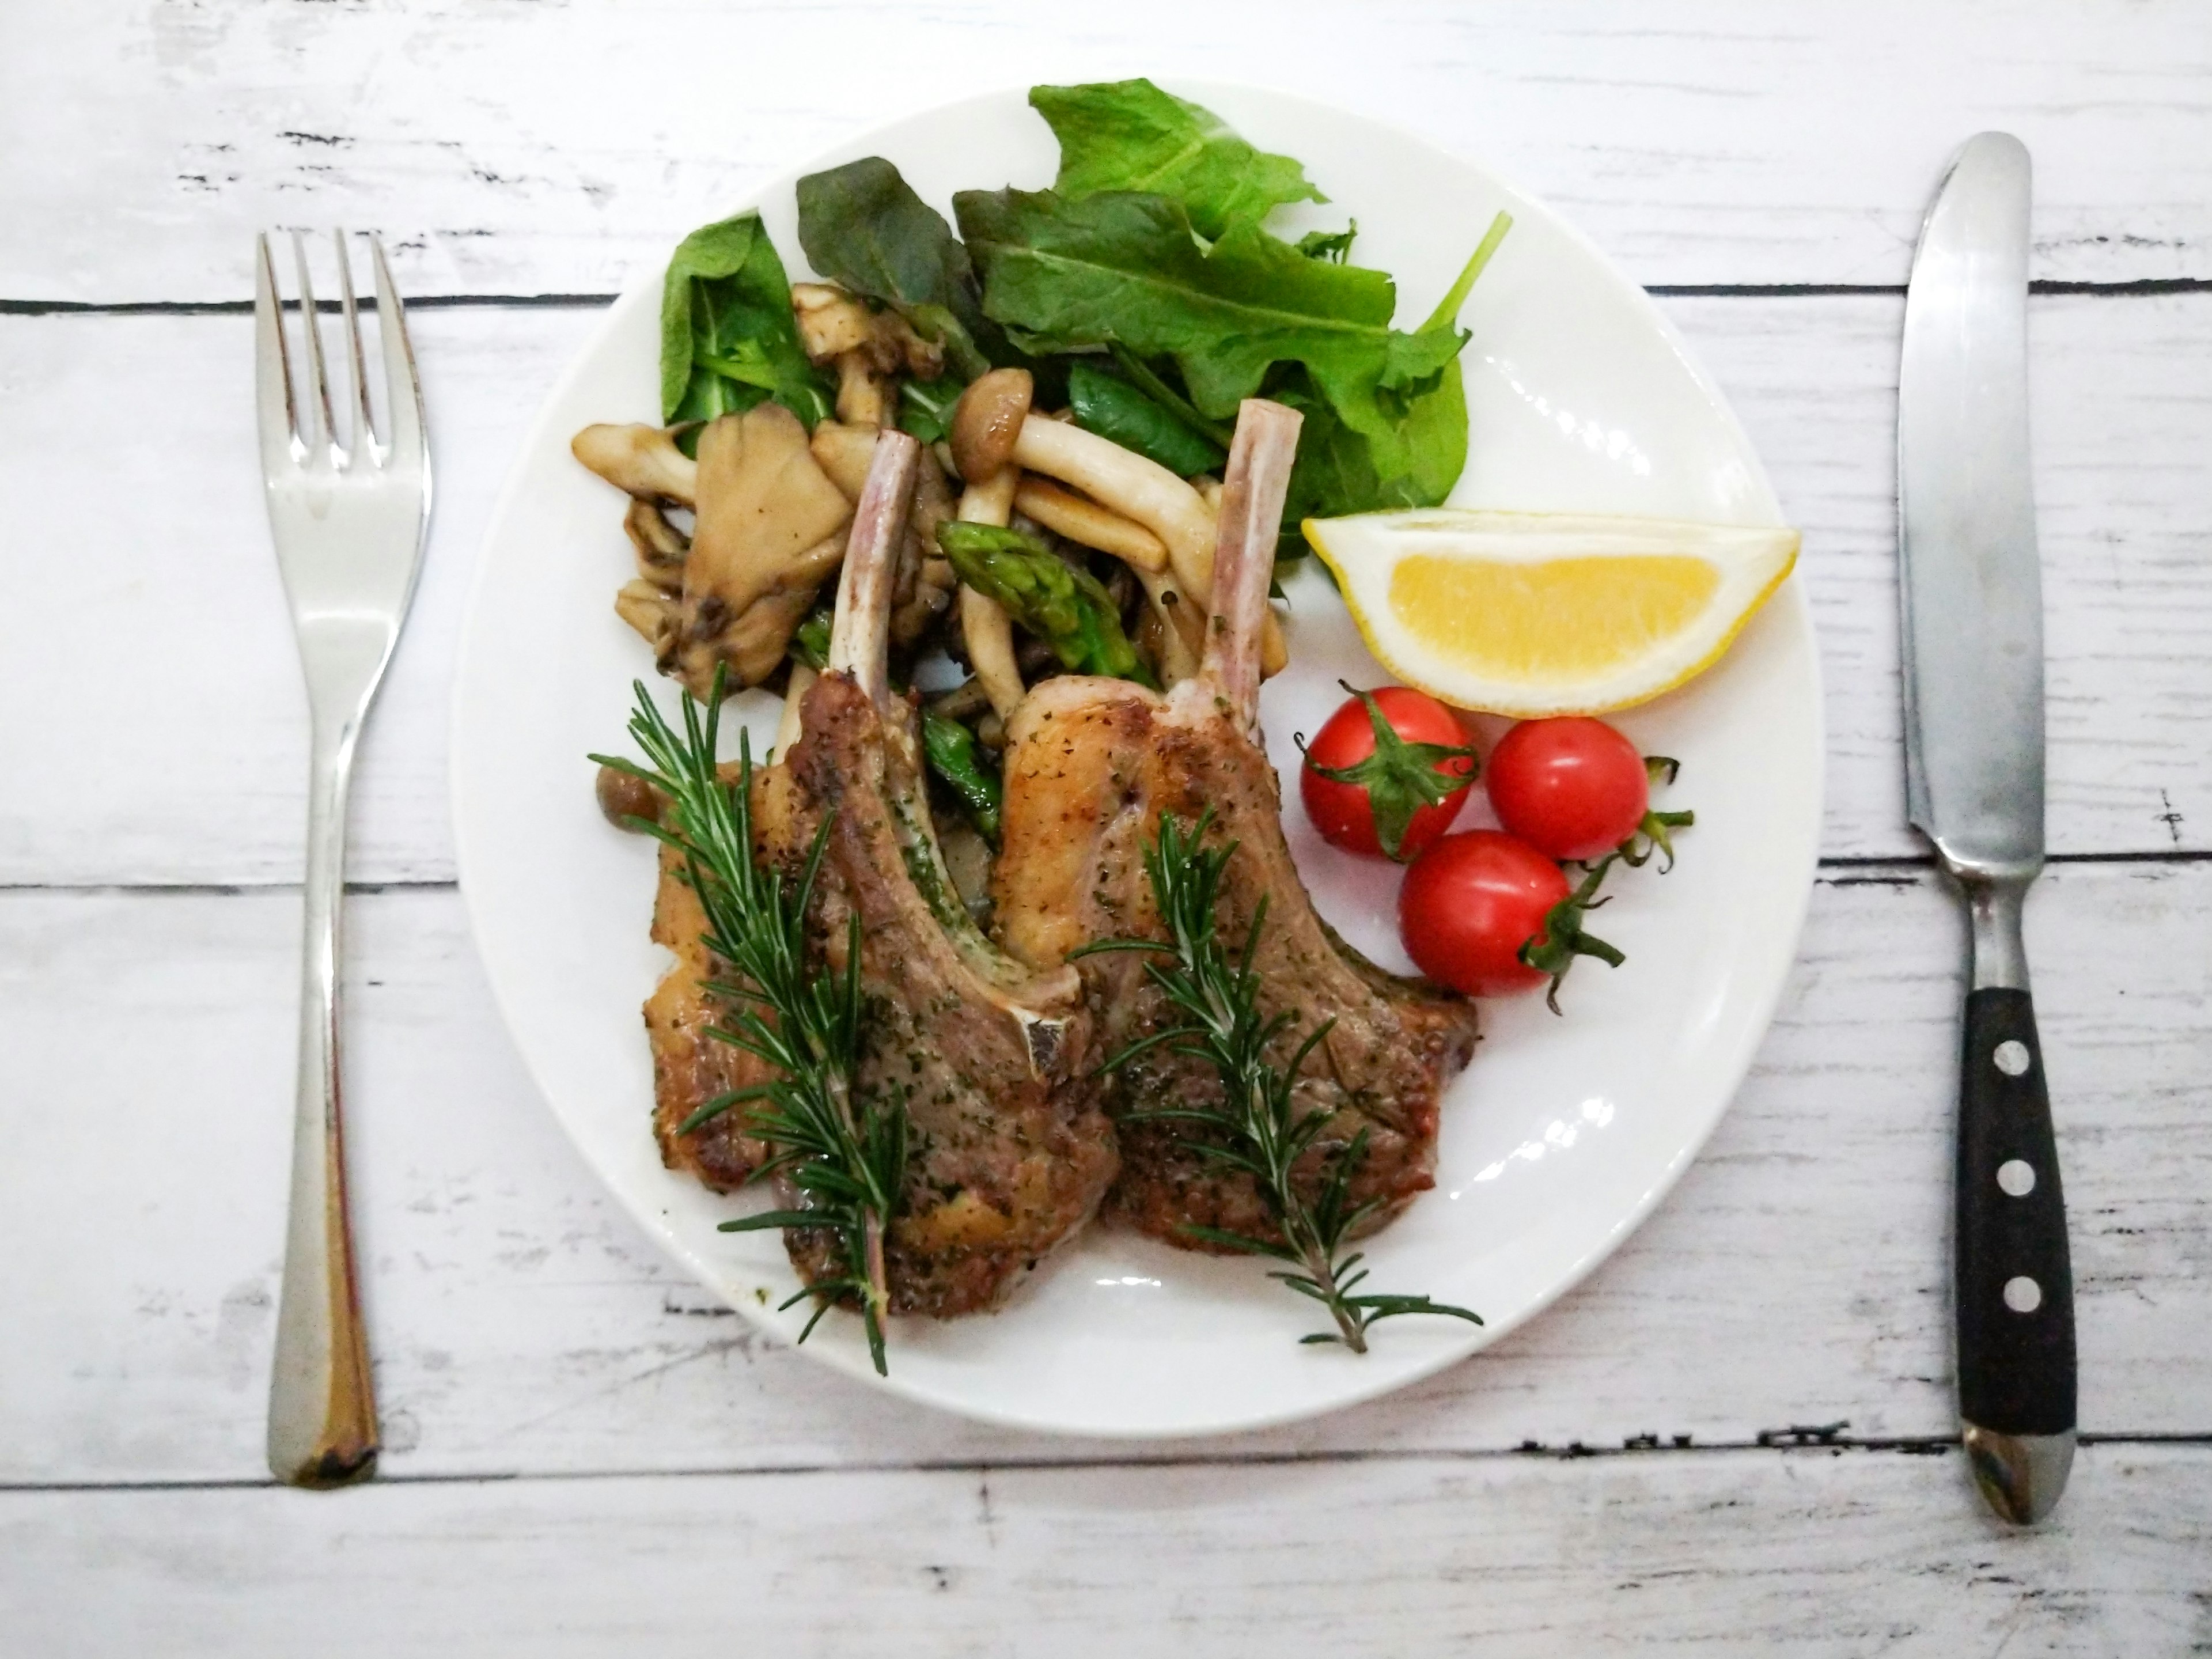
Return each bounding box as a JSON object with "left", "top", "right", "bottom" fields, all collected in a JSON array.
[
  {"left": 992, "top": 399, "right": 1480, "bottom": 1251},
  {"left": 768, "top": 428, "right": 1117, "bottom": 1317}
]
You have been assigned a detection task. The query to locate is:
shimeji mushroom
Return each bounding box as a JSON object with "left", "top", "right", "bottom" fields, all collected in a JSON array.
[
  {"left": 949, "top": 370, "right": 1287, "bottom": 681},
  {"left": 1011, "top": 477, "right": 1169, "bottom": 572}
]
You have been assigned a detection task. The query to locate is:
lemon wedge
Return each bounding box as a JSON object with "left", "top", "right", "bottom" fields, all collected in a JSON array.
[{"left": 1301, "top": 509, "right": 1799, "bottom": 715}]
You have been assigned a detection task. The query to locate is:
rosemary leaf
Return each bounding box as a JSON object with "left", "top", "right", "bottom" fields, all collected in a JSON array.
[
  {"left": 1093, "top": 810, "right": 1483, "bottom": 1352},
  {"left": 593, "top": 668, "right": 906, "bottom": 1376}
]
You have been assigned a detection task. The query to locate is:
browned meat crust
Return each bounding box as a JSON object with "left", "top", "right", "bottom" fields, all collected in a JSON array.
[
  {"left": 990, "top": 397, "right": 1479, "bottom": 1252},
  {"left": 645, "top": 839, "right": 774, "bottom": 1191},
  {"left": 779, "top": 669, "right": 1117, "bottom": 1316},
  {"left": 994, "top": 676, "right": 1476, "bottom": 1249}
]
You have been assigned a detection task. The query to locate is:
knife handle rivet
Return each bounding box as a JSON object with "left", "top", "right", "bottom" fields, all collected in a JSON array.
[
  {"left": 1997, "top": 1158, "right": 2037, "bottom": 1197},
  {"left": 1993, "top": 1039, "right": 2031, "bottom": 1077},
  {"left": 2003, "top": 1275, "right": 2043, "bottom": 1314}
]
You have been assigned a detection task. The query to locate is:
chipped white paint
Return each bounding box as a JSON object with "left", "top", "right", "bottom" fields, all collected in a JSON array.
[{"left": 3, "top": 3, "right": 2209, "bottom": 1647}]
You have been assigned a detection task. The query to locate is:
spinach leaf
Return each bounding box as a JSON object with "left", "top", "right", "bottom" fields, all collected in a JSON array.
[
  {"left": 661, "top": 213, "right": 834, "bottom": 429},
  {"left": 1031, "top": 79, "right": 1323, "bottom": 240},
  {"left": 796, "top": 157, "right": 1003, "bottom": 382},
  {"left": 955, "top": 187, "right": 1463, "bottom": 482},
  {"left": 1067, "top": 360, "right": 1224, "bottom": 477}
]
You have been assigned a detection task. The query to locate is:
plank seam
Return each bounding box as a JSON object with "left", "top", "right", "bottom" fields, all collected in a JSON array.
[
  {"left": 5, "top": 1432, "right": 2205, "bottom": 1495},
  {"left": 6, "top": 849, "right": 2207, "bottom": 897},
  {"left": 3, "top": 276, "right": 2206, "bottom": 317}
]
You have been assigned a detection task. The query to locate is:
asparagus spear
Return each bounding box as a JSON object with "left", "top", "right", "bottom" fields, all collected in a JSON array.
[{"left": 935, "top": 520, "right": 1154, "bottom": 686}]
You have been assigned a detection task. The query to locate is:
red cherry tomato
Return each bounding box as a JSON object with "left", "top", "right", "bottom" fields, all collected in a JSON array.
[
  {"left": 1484, "top": 717, "right": 1650, "bottom": 862},
  {"left": 1300, "top": 685, "right": 1477, "bottom": 862},
  {"left": 1398, "top": 831, "right": 1567, "bottom": 998}
]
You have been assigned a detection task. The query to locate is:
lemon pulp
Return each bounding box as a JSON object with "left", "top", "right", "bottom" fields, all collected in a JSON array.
[{"left": 1388, "top": 554, "right": 1722, "bottom": 684}]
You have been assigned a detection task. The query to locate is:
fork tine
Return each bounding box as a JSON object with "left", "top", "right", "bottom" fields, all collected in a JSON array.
[
  {"left": 334, "top": 230, "right": 378, "bottom": 463},
  {"left": 291, "top": 230, "right": 338, "bottom": 465},
  {"left": 254, "top": 233, "right": 302, "bottom": 477},
  {"left": 368, "top": 234, "right": 428, "bottom": 478}
]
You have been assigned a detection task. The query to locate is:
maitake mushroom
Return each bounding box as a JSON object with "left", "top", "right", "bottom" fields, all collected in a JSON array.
[
  {"left": 790, "top": 282, "right": 945, "bottom": 429},
  {"left": 574, "top": 404, "right": 852, "bottom": 699}
]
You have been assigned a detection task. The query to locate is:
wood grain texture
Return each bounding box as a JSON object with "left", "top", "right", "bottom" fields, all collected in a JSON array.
[
  {"left": 6, "top": 1445, "right": 2209, "bottom": 1656},
  {"left": 3, "top": 1, "right": 2209, "bottom": 301},
  {"left": 4, "top": 863, "right": 2203, "bottom": 1486},
  {"left": 2, "top": 292, "right": 2206, "bottom": 888}
]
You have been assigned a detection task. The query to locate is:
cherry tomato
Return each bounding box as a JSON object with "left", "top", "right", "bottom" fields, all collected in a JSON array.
[
  {"left": 1484, "top": 717, "right": 1650, "bottom": 862},
  {"left": 1397, "top": 831, "right": 1567, "bottom": 998},
  {"left": 1300, "top": 685, "right": 1478, "bottom": 862}
]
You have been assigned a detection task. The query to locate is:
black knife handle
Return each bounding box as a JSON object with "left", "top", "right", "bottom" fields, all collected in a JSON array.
[{"left": 1956, "top": 987, "right": 2075, "bottom": 1434}]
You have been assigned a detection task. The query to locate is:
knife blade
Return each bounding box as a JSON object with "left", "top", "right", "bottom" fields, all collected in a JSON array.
[{"left": 1899, "top": 131, "right": 2075, "bottom": 1525}]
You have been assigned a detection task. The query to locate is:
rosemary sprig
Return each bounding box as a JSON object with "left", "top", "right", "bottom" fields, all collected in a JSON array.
[
  {"left": 590, "top": 672, "right": 905, "bottom": 1376},
  {"left": 1080, "top": 811, "right": 1482, "bottom": 1352}
]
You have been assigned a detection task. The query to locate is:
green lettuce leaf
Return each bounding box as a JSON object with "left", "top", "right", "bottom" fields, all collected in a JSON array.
[
  {"left": 660, "top": 213, "right": 834, "bottom": 429},
  {"left": 1031, "top": 79, "right": 1324, "bottom": 240},
  {"left": 955, "top": 186, "right": 1464, "bottom": 480},
  {"left": 795, "top": 157, "right": 1003, "bottom": 382}
]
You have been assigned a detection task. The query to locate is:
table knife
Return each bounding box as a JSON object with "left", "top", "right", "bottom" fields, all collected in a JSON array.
[{"left": 1899, "top": 131, "right": 2075, "bottom": 1525}]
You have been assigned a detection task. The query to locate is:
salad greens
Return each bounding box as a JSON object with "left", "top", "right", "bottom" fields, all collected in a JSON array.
[
  {"left": 662, "top": 78, "right": 1508, "bottom": 678},
  {"left": 794, "top": 157, "right": 1002, "bottom": 384},
  {"left": 660, "top": 213, "right": 835, "bottom": 431},
  {"left": 1066, "top": 359, "right": 1225, "bottom": 477},
  {"left": 919, "top": 711, "right": 1004, "bottom": 844},
  {"left": 936, "top": 521, "right": 1154, "bottom": 685},
  {"left": 1030, "top": 78, "right": 1325, "bottom": 241}
]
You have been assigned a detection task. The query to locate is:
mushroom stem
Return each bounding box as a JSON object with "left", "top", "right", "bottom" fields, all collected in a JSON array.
[
  {"left": 1011, "top": 415, "right": 1286, "bottom": 675},
  {"left": 1012, "top": 478, "right": 1169, "bottom": 573},
  {"left": 1136, "top": 566, "right": 1203, "bottom": 685},
  {"left": 953, "top": 469, "right": 1026, "bottom": 721},
  {"left": 1013, "top": 416, "right": 1214, "bottom": 592},
  {"left": 776, "top": 663, "right": 817, "bottom": 756}
]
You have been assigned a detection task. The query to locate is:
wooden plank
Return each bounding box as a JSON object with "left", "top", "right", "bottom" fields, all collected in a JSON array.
[
  {"left": 5, "top": 2, "right": 2209, "bottom": 301},
  {"left": 3, "top": 862, "right": 2204, "bottom": 1485},
  {"left": 5, "top": 1444, "right": 2207, "bottom": 1656},
  {"left": 4, "top": 290, "right": 2207, "bottom": 887}
]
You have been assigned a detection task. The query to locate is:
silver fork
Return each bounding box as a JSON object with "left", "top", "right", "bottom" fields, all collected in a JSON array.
[{"left": 255, "top": 231, "right": 431, "bottom": 1488}]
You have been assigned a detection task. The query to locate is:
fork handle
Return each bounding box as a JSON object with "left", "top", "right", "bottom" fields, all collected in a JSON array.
[{"left": 268, "top": 709, "right": 380, "bottom": 1487}]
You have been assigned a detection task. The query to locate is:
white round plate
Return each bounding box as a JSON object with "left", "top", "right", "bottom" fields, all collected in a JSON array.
[{"left": 453, "top": 84, "right": 1821, "bottom": 1438}]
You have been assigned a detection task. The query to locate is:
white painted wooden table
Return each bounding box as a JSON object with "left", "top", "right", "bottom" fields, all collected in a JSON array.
[{"left": 3, "top": 5, "right": 2207, "bottom": 1652}]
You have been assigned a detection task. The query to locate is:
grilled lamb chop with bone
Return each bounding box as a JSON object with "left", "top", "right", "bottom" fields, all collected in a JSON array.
[
  {"left": 992, "top": 399, "right": 1480, "bottom": 1249},
  {"left": 767, "top": 427, "right": 1117, "bottom": 1316}
]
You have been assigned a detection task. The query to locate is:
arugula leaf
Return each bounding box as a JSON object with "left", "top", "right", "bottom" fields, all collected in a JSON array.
[
  {"left": 1030, "top": 78, "right": 1325, "bottom": 240},
  {"left": 661, "top": 213, "right": 834, "bottom": 430},
  {"left": 795, "top": 157, "right": 1005, "bottom": 382},
  {"left": 956, "top": 187, "right": 1461, "bottom": 481}
]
